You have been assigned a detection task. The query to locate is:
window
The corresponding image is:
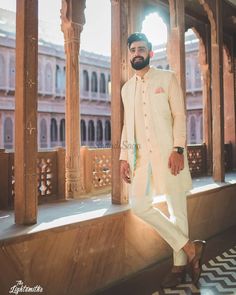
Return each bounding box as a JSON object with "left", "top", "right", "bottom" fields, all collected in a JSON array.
[
  {"left": 186, "top": 59, "right": 191, "bottom": 90},
  {"left": 4, "top": 117, "right": 13, "bottom": 149},
  {"left": 83, "top": 70, "right": 89, "bottom": 91},
  {"left": 38, "top": 63, "right": 43, "bottom": 92},
  {"left": 62, "top": 66, "right": 66, "bottom": 94},
  {"left": 9, "top": 57, "right": 15, "bottom": 89},
  {"left": 40, "top": 118, "right": 47, "bottom": 148},
  {"left": 81, "top": 120, "right": 86, "bottom": 143},
  {"left": 194, "top": 62, "right": 202, "bottom": 89},
  {"left": 107, "top": 74, "right": 111, "bottom": 94},
  {"left": 200, "top": 115, "right": 203, "bottom": 142},
  {"left": 91, "top": 72, "right": 98, "bottom": 92},
  {"left": 105, "top": 120, "right": 111, "bottom": 141},
  {"left": 190, "top": 116, "right": 196, "bottom": 144},
  {"left": 100, "top": 73, "right": 106, "bottom": 93},
  {"left": 60, "top": 119, "right": 65, "bottom": 142},
  {"left": 0, "top": 54, "right": 5, "bottom": 87},
  {"left": 96, "top": 120, "right": 103, "bottom": 142},
  {"left": 56, "top": 65, "right": 61, "bottom": 93},
  {"left": 88, "top": 120, "right": 95, "bottom": 141},
  {"left": 50, "top": 118, "right": 58, "bottom": 142},
  {"left": 45, "top": 63, "right": 53, "bottom": 93}
]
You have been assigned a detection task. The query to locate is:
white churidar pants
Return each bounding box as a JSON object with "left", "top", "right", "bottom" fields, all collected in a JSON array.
[{"left": 130, "top": 157, "right": 189, "bottom": 266}]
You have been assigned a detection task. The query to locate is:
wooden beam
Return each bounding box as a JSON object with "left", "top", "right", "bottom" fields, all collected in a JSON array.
[{"left": 15, "top": 0, "right": 38, "bottom": 224}]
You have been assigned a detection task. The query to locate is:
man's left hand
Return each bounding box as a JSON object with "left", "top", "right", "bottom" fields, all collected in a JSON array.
[{"left": 168, "top": 151, "right": 184, "bottom": 176}]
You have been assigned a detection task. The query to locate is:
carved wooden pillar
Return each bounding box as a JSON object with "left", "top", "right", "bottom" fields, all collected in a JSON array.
[
  {"left": 195, "top": 25, "right": 213, "bottom": 175},
  {"left": 201, "top": 64, "right": 212, "bottom": 173},
  {"left": 61, "top": 0, "right": 85, "bottom": 198},
  {"left": 111, "top": 0, "right": 130, "bottom": 204},
  {"left": 168, "top": 0, "right": 186, "bottom": 95},
  {"left": 15, "top": 0, "right": 38, "bottom": 224}
]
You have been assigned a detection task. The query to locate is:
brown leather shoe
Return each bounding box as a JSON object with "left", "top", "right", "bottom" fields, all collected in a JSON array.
[
  {"left": 161, "top": 269, "right": 186, "bottom": 288},
  {"left": 188, "top": 240, "right": 206, "bottom": 284}
]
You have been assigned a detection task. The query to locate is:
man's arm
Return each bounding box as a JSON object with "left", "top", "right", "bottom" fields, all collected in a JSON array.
[
  {"left": 168, "top": 73, "right": 186, "bottom": 175},
  {"left": 168, "top": 73, "right": 186, "bottom": 148},
  {"left": 119, "top": 107, "right": 131, "bottom": 183}
]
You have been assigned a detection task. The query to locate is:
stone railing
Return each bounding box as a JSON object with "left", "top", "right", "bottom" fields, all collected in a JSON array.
[{"left": 0, "top": 143, "right": 233, "bottom": 209}]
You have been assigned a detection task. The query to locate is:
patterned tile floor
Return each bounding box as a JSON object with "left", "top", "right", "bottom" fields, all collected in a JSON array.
[{"left": 152, "top": 246, "right": 236, "bottom": 295}]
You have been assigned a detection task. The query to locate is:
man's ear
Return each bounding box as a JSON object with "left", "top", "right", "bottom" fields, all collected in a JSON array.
[{"left": 149, "top": 51, "right": 154, "bottom": 58}]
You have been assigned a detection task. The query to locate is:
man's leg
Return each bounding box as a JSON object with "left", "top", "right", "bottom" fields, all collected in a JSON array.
[
  {"left": 130, "top": 161, "right": 188, "bottom": 253},
  {"left": 165, "top": 192, "right": 189, "bottom": 266}
]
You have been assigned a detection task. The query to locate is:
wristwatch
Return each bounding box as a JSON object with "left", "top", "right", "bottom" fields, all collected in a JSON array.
[{"left": 173, "top": 146, "right": 184, "bottom": 154}]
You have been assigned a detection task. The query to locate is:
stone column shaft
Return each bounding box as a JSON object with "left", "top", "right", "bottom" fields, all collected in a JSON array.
[{"left": 61, "top": 0, "right": 86, "bottom": 198}]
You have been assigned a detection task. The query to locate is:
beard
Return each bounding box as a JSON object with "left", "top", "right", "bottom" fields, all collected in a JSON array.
[{"left": 130, "top": 55, "right": 150, "bottom": 70}]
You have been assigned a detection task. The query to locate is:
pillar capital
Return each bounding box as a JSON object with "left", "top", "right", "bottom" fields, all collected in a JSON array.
[{"left": 61, "top": 0, "right": 86, "bottom": 55}]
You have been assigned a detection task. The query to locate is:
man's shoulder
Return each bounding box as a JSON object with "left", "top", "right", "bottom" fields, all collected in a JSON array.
[
  {"left": 121, "top": 76, "right": 135, "bottom": 93},
  {"left": 151, "top": 67, "right": 174, "bottom": 78}
]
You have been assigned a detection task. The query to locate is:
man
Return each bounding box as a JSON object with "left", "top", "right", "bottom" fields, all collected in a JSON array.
[{"left": 119, "top": 32, "right": 205, "bottom": 288}]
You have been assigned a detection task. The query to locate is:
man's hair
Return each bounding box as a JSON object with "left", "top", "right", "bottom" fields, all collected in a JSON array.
[{"left": 127, "top": 32, "right": 152, "bottom": 51}]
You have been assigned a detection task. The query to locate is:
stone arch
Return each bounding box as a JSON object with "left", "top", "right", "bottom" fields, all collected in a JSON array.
[
  {"left": 223, "top": 44, "right": 233, "bottom": 73},
  {"left": 197, "top": 0, "right": 216, "bottom": 43}
]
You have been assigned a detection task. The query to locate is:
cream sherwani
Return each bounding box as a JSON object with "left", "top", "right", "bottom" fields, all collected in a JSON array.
[{"left": 120, "top": 67, "right": 192, "bottom": 265}]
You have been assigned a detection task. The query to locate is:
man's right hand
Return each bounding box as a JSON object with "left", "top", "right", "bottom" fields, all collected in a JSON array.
[{"left": 120, "top": 160, "right": 131, "bottom": 184}]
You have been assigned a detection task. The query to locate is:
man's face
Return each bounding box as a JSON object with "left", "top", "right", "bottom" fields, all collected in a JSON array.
[{"left": 129, "top": 41, "right": 150, "bottom": 70}]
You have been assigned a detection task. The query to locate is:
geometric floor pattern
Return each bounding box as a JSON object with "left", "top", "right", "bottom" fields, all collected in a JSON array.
[{"left": 152, "top": 246, "right": 236, "bottom": 295}]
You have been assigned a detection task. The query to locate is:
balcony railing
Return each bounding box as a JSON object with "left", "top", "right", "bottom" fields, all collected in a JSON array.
[{"left": 0, "top": 144, "right": 233, "bottom": 210}]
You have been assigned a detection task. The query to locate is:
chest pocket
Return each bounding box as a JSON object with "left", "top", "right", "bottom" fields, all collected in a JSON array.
[{"left": 149, "top": 92, "right": 171, "bottom": 118}]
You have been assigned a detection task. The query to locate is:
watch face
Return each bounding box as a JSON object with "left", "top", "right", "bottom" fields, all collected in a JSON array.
[{"left": 177, "top": 147, "right": 184, "bottom": 154}]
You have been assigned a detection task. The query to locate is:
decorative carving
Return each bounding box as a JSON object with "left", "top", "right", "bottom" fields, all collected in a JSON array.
[
  {"left": 92, "top": 150, "right": 111, "bottom": 189},
  {"left": 187, "top": 145, "right": 207, "bottom": 177},
  {"left": 26, "top": 121, "right": 36, "bottom": 135}
]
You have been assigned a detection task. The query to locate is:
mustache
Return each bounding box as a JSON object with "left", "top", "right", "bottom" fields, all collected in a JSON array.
[{"left": 132, "top": 56, "right": 144, "bottom": 63}]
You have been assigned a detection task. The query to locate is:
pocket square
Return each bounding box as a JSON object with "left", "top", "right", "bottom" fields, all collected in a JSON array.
[{"left": 155, "top": 87, "right": 165, "bottom": 94}]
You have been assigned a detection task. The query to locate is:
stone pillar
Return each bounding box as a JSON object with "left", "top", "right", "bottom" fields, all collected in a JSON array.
[
  {"left": 15, "top": 0, "right": 38, "bottom": 224},
  {"left": 168, "top": 0, "right": 186, "bottom": 95},
  {"left": 61, "top": 0, "right": 86, "bottom": 198},
  {"left": 110, "top": 0, "right": 130, "bottom": 204}
]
